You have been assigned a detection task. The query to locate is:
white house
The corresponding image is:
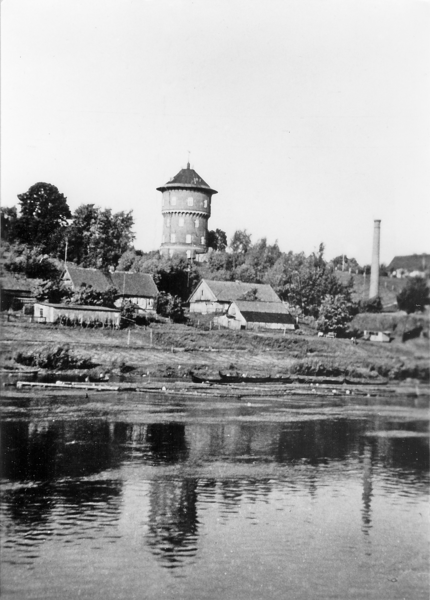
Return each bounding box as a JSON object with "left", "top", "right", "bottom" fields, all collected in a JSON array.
[{"left": 188, "top": 279, "right": 282, "bottom": 314}]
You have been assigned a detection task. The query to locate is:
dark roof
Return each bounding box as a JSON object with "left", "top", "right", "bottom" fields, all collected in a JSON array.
[
  {"left": 240, "top": 311, "right": 296, "bottom": 324},
  {"left": 157, "top": 163, "right": 217, "bottom": 195},
  {"left": 387, "top": 254, "right": 430, "bottom": 272},
  {"left": 0, "top": 276, "right": 33, "bottom": 292},
  {"left": 233, "top": 301, "right": 294, "bottom": 323},
  {"left": 109, "top": 271, "right": 159, "bottom": 297},
  {"left": 65, "top": 265, "right": 158, "bottom": 297},
  {"left": 65, "top": 265, "right": 113, "bottom": 292},
  {"left": 196, "top": 280, "right": 281, "bottom": 303}
]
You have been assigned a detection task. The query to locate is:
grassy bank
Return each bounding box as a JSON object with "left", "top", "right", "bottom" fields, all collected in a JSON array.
[{"left": 1, "top": 317, "right": 429, "bottom": 382}]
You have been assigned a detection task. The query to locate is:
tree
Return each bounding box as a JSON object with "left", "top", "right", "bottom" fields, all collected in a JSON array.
[
  {"left": 3, "top": 244, "right": 62, "bottom": 279},
  {"left": 68, "top": 283, "right": 118, "bottom": 307},
  {"left": 207, "top": 229, "right": 227, "bottom": 251},
  {"left": 157, "top": 292, "right": 185, "bottom": 322},
  {"left": 230, "top": 229, "right": 252, "bottom": 254},
  {"left": 358, "top": 296, "right": 382, "bottom": 313},
  {"left": 397, "top": 277, "right": 429, "bottom": 313},
  {"left": 14, "top": 183, "right": 72, "bottom": 255},
  {"left": 242, "top": 238, "right": 281, "bottom": 282},
  {"left": 316, "top": 294, "right": 356, "bottom": 336},
  {"left": 0, "top": 207, "right": 18, "bottom": 243},
  {"left": 31, "top": 279, "right": 71, "bottom": 304},
  {"left": 66, "top": 204, "right": 135, "bottom": 269}
]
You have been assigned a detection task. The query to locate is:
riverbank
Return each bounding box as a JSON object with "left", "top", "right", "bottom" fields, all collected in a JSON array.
[{"left": 1, "top": 318, "right": 429, "bottom": 384}]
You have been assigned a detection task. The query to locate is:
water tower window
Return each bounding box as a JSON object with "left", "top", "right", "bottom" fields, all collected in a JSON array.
[
  {"left": 201, "top": 236, "right": 205, "bottom": 245},
  {"left": 166, "top": 218, "right": 171, "bottom": 227},
  {"left": 187, "top": 197, "right": 194, "bottom": 206},
  {"left": 171, "top": 233, "right": 176, "bottom": 243},
  {"left": 179, "top": 217, "right": 184, "bottom": 227},
  {"left": 171, "top": 196, "right": 177, "bottom": 206},
  {"left": 203, "top": 199, "right": 208, "bottom": 208},
  {"left": 186, "top": 234, "right": 192, "bottom": 244},
  {"left": 195, "top": 218, "right": 199, "bottom": 228}
]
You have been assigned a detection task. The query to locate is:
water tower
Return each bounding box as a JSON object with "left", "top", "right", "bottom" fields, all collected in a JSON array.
[{"left": 157, "top": 163, "right": 217, "bottom": 258}]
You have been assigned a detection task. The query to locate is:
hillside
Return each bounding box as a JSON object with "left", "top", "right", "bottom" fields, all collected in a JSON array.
[{"left": 335, "top": 272, "right": 407, "bottom": 307}]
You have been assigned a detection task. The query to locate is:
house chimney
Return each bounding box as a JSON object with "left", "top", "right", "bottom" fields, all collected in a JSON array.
[{"left": 369, "top": 220, "right": 381, "bottom": 299}]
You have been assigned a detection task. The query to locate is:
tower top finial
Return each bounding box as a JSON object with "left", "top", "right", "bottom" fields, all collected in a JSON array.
[{"left": 187, "top": 150, "right": 191, "bottom": 169}]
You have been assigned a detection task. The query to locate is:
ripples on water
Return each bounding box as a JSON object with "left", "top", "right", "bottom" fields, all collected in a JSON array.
[{"left": 0, "top": 394, "right": 429, "bottom": 599}]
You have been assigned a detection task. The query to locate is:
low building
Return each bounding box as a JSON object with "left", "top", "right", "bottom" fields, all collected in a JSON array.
[
  {"left": 363, "top": 330, "right": 391, "bottom": 343},
  {"left": 0, "top": 276, "right": 34, "bottom": 311},
  {"left": 33, "top": 302, "right": 121, "bottom": 326},
  {"left": 387, "top": 254, "right": 430, "bottom": 278},
  {"left": 188, "top": 279, "right": 282, "bottom": 314},
  {"left": 216, "top": 300, "right": 296, "bottom": 331},
  {"left": 63, "top": 264, "right": 158, "bottom": 314}
]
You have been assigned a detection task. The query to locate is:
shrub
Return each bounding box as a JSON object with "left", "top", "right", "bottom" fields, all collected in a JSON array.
[
  {"left": 397, "top": 277, "right": 429, "bottom": 313},
  {"left": 14, "top": 344, "right": 94, "bottom": 370},
  {"left": 358, "top": 296, "right": 382, "bottom": 313}
]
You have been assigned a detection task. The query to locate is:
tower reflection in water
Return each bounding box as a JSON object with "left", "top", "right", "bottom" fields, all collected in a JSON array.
[
  {"left": 1, "top": 414, "right": 428, "bottom": 572},
  {"left": 144, "top": 423, "right": 199, "bottom": 567}
]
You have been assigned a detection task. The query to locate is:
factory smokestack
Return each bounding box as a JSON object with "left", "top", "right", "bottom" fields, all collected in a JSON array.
[{"left": 369, "top": 220, "right": 381, "bottom": 299}]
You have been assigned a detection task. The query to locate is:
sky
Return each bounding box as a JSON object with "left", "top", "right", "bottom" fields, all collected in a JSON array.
[{"left": 1, "top": 0, "right": 429, "bottom": 266}]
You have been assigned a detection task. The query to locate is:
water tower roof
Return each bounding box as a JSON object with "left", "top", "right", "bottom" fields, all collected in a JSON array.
[{"left": 157, "top": 163, "right": 217, "bottom": 194}]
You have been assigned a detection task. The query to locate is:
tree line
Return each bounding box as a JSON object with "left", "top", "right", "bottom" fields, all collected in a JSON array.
[{"left": 1, "top": 181, "right": 428, "bottom": 329}]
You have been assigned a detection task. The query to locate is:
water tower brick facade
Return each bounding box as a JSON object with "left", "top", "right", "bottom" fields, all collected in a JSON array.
[{"left": 157, "top": 164, "right": 217, "bottom": 258}]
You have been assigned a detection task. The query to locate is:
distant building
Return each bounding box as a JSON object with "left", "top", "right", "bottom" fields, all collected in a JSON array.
[
  {"left": 188, "top": 279, "right": 282, "bottom": 314},
  {"left": 33, "top": 302, "right": 121, "bottom": 326},
  {"left": 63, "top": 264, "right": 158, "bottom": 314},
  {"left": 387, "top": 254, "right": 430, "bottom": 278},
  {"left": 157, "top": 163, "right": 217, "bottom": 258},
  {"left": 217, "top": 301, "right": 296, "bottom": 331},
  {"left": 0, "top": 276, "right": 33, "bottom": 311}
]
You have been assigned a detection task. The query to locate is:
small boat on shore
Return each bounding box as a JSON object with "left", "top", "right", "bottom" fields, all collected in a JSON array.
[
  {"left": 219, "top": 371, "right": 293, "bottom": 384},
  {"left": 191, "top": 373, "right": 222, "bottom": 384}
]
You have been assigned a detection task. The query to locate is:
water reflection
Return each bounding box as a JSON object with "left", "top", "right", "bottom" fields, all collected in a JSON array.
[
  {"left": 1, "top": 399, "right": 429, "bottom": 584},
  {"left": 146, "top": 479, "right": 198, "bottom": 567}
]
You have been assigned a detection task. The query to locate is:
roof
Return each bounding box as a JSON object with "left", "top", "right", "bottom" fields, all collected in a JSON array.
[
  {"left": 65, "top": 265, "right": 113, "bottom": 292},
  {"left": 65, "top": 265, "right": 158, "bottom": 297},
  {"left": 387, "top": 254, "right": 430, "bottom": 272},
  {"left": 34, "top": 302, "right": 120, "bottom": 313},
  {"left": 157, "top": 163, "right": 217, "bottom": 195},
  {"left": 233, "top": 300, "right": 295, "bottom": 324},
  {"left": 192, "top": 279, "right": 282, "bottom": 303},
  {"left": 0, "top": 276, "right": 33, "bottom": 292},
  {"left": 110, "top": 271, "right": 159, "bottom": 297}
]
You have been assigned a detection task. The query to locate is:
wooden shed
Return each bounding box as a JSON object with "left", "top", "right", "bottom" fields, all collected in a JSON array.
[
  {"left": 217, "top": 301, "right": 296, "bottom": 331},
  {"left": 33, "top": 302, "right": 121, "bottom": 327}
]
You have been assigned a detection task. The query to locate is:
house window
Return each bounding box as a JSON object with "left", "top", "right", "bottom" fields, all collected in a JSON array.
[
  {"left": 186, "top": 234, "right": 192, "bottom": 244},
  {"left": 40, "top": 309, "right": 43, "bottom": 317},
  {"left": 171, "top": 196, "right": 177, "bottom": 206},
  {"left": 187, "top": 197, "right": 193, "bottom": 206},
  {"left": 179, "top": 217, "right": 184, "bottom": 227},
  {"left": 203, "top": 199, "right": 208, "bottom": 208},
  {"left": 195, "top": 218, "right": 199, "bottom": 228},
  {"left": 201, "top": 236, "right": 205, "bottom": 245},
  {"left": 171, "top": 233, "right": 176, "bottom": 243},
  {"left": 148, "top": 299, "right": 153, "bottom": 308}
]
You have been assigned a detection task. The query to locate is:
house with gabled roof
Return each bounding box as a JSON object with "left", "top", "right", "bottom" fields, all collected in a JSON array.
[
  {"left": 63, "top": 264, "right": 158, "bottom": 314},
  {"left": 188, "top": 278, "right": 282, "bottom": 314},
  {"left": 217, "top": 300, "right": 296, "bottom": 331},
  {"left": 387, "top": 254, "right": 430, "bottom": 278}
]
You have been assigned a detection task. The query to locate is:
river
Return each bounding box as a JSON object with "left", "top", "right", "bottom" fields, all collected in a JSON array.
[{"left": 1, "top": 391, "right": 428, "bottom": 599}]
